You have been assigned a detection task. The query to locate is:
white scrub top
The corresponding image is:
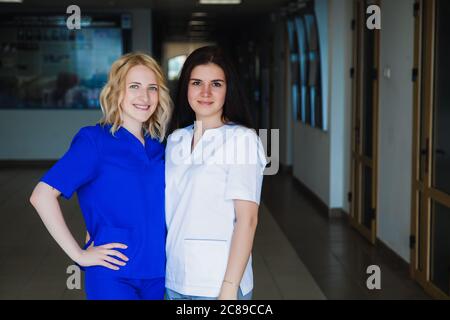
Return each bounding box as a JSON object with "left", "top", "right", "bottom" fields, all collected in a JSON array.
[{"left": 165, "top": 123, "right": 267, "bottom": 297}]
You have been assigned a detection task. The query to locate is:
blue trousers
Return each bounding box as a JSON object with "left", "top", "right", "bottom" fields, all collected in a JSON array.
[{"left": 85, "top": 272, "right": 165, "bottom": 300}]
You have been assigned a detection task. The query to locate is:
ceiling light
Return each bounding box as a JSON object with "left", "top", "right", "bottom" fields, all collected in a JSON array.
[
  {"left": 0, "top": 0, "right": 23, "bottom": 2},
  {"left": 189, "top": 20, "right": 207, "bottom": 26},
  {"left": 192, "top": 12, "right": 208, "bottom": 17},
  {"left": 199, "top": 0, "right": 241, "bottom": 4}
]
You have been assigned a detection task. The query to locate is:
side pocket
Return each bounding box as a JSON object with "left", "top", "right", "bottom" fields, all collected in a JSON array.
[{"left": 183, "top": 239, "right": 229, "bottom": 288}]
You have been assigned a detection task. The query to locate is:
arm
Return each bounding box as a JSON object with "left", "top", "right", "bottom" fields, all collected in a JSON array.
[
  {"left": 218, "top": 199, "right": 259, "bottom": 300},
  {"left": 30, "top": 182, "right": 128, "bottom": 270}
]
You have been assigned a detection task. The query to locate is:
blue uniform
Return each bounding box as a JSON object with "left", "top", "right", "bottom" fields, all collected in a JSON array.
[{"left": 41, "top": 124, "right": 166, "bottom": 299}]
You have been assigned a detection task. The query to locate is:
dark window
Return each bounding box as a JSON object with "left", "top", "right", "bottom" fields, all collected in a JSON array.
[
  {"left": 286, "top": 5, "right": 324, "bottom": 130},
  {"left": 0, "top": 13, "right": 129, "bottom": 109}
]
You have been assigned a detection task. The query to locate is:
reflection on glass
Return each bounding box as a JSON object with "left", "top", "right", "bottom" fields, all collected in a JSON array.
[{"left": 430, "top": 201, "right": 450, "bottom": 295}]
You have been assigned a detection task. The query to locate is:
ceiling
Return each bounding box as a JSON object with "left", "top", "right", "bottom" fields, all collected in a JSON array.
[
  {"left": 1, "top": 0, "right": 289, "bottom": 13},
  {"left": 1, "top": 0, "right": 294, "bottom": 42}
]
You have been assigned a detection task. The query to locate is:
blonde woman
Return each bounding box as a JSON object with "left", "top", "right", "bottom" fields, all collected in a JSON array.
[{"left": 30, "top": 52, "right": 172, "bottom": 300}]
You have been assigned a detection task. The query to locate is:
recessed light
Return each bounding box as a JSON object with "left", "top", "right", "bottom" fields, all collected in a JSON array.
[
  {"left": 192, "top": 12, "right": 208, "bottom": 17},
  {"left": 199, "top": 0, "right": 241, "bottom": 4},
  {"left": 189, "top": 20, "right": 207, "bottom": 26}
]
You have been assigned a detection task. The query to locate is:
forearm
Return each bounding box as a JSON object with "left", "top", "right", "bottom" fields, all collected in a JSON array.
[
  {"left": 30, "top": 183, "right": 82, "bottom": 262},
  {"left": 221, "top": 216, "right": 258, "bottom": 295}
]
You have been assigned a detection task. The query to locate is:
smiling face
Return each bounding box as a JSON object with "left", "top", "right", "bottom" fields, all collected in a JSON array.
[
  {"left": 120, "top": 64, "right": 159, "bottom": 129},
  {"left": 187, "top": 63, "right": 226, "bottom": 124}
]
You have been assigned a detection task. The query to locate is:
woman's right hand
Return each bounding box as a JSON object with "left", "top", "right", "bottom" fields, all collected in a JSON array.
[{"left": 75, "top": 243, "right": 129, "bottom": 271}]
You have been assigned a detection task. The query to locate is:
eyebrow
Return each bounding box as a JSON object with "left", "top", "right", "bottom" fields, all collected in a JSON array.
[
  {"left": 190, "top": 78, "right": 225, "bottom": 82},
  {"left": 128, "top": 81, "right": 158, "bottom": 86}
]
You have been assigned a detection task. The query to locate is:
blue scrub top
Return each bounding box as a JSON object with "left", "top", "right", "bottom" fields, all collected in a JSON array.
[{"left": 41, "top": 124, "right": 165, "bottom": 279}]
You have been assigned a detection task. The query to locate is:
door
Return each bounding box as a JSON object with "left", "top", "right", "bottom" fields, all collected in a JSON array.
[
  {"left": 411, "top": 0, "right": 450, "bottom": 299},
  {"left": 350, "top": 0, "right": 380, "bottom": 244}
]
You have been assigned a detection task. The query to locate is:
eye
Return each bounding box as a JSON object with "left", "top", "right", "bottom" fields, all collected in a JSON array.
[
  {"left": 191, "top": 80, "right": 201, "bottom": 86},
  {"left": 212, "top": 81, "right": 223, "bottom": 88},
  {"left": 148, "top": 86, "right": 158, "bottom": 91},
  {"left": 129, "top": 84, "right": 139, "bottom": 89}
]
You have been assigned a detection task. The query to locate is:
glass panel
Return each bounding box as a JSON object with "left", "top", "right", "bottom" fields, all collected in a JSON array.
[
  {"left": 362, "top": 165, "right": 373, "bottom": 229},
  {"left": 295, "top": 17, "right": 308, "bottom": 122},
  {"left": 362, "top": 5, "right": 375, "bottom": 159},
  {"left": 430, "top": 201, "right": 450, "bottom": 295},
  {"left": 419, "top": 2, "right": 427, "bottom": 181},
  {"left": 0, "top": 14, "right": 124, "bottom": 109},
  {"left": 418, "top": 193, "right": 423, "bottom": 271},
  {"left": 432, "top": 0, "right": 450, "bottom": 196},
  {"left": 287, "top": 20, "right": 300, "bottom": 121},
  {"left": 305, "top": 14, "right": 323, "bottom": 129}
]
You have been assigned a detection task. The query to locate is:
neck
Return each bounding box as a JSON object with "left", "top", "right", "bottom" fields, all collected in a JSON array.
[
  {"left": 194, "top": 115, "right": 225, "bottom": 133},
  {"left": 122, "top": 119, "right": 144, "bottom": 140}
]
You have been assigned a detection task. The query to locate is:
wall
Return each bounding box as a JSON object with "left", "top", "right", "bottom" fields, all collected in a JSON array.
[
  {"left": 328, "top": 0, "right": 353, "bottom": 211},
  {"left": 377, "top": 0, "right": 415, "bottom": 262}
]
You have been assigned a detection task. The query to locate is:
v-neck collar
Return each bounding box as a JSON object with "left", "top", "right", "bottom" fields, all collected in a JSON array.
[
  {"left": 189, "top": 122, "right": 229, "bottom": 155},
  {"left": 119, "top": 125, "right": 147, "bottom": 148}
]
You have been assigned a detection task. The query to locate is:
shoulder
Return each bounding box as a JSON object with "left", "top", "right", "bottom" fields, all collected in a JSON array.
[
  {"left": 71, "top": 124, "right": 105, "bottom": 151},
  {"left": 166, "top": 125, "right": 192, "bottom": 145},
  {"left": 224, "top": 124, "right": 267, "bottom": 167},
  {"left": 225, "top": 124, "right": 259, "bottom": 143},
  {"left": 76, "top": 124, "right": 105, "bottom": 138}
]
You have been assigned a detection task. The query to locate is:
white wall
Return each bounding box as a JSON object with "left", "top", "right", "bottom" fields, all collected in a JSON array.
[
  {"left": 328, "top": 0, "right": 353, "bottom": 211},
  {"left": 377, "top": 0, "right": 415, "bottom": 262},
  {"left": 0, "top": 110, "right": 102, "bottom": 160},
  {"left": 0, "top": 9, "right": 153, "bottom": 160}
]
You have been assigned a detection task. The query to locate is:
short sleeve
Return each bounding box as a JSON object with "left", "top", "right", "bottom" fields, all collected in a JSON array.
[
  {"left": 224, "top": 130, "right": 267, "bottom": 205},
  {"left": 40, "top": 127, "right": 99, "bottom": 200}
]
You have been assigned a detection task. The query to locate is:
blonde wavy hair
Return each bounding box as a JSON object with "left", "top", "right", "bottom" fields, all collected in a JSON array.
[{"left": 99, "top": 52, "right": 172, "bottom": 141}]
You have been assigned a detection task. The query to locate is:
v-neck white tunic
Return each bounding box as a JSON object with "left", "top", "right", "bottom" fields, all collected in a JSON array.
[{"left": 165, "top": 123, "right": 267, "bottom": 297}]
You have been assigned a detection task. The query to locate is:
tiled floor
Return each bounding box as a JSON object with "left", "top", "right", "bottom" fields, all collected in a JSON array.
[
  {"left": 0, "top": 168, "right": 431, "bottom": 299},
  {"left": 262, "top": 171, "right": 431, "bottom": 300}
]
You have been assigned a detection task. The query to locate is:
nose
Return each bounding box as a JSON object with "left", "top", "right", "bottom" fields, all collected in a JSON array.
[
  {"left": 137, "top": 88, "right": 151, "bottom": 103},
  {"left": 200, "top": 83, "right": 211, "bottom": 97}
]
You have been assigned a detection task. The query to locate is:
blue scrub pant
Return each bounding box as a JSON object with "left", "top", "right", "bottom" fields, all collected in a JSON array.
[{"left": 85, "top": 271, "right": 165, "bottom": 300}]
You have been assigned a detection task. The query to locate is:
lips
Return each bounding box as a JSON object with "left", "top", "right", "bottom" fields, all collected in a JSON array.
[
  {"left": 198, "top": 101, "right": 214, "bottom": 106},
  {"left": 133, "top": 104, "right": 150, "bottom": 111}
]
